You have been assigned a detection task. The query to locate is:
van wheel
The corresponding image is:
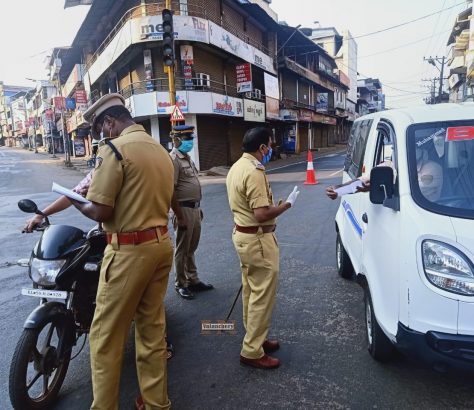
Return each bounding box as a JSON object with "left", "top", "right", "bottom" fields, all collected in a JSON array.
[
  {"left": 364, "top": 288, "right": 395, "bottom": 362},
  {"left": 336, "top": 233, "right": 354, "bottom": 279}
]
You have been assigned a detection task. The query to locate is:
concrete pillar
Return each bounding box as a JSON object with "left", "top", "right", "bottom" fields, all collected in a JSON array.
[{"left": 150, "top": 116, "right": 160, "bottom": 143}]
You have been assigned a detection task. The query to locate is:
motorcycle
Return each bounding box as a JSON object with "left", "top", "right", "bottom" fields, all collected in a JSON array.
[{"left": 9, "top": 199, "right": 106, "bottom": 409}]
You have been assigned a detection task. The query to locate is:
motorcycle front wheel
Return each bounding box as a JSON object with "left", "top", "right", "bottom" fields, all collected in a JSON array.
[{"left": 9, "top": 318, "right": 72, "bottom": 409}]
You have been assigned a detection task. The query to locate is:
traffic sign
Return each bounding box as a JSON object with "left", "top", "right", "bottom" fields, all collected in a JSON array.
[{"left": 170, "top": 104, "right": 185, "bottom": 122}]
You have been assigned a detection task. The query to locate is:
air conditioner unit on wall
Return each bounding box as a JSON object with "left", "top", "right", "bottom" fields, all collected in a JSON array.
[
  {"left": 195, "top": 73, "right": 210, "bottom": 88},
  {"left": 254, "top": 89, "right": 262, "bottom": 99}
]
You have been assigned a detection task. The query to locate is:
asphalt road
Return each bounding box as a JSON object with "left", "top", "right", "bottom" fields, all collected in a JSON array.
[{"left": 0, "top": 146, "right": 473, "bottom": 409}]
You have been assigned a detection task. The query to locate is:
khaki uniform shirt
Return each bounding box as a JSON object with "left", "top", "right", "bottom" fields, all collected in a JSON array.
[
  {"left": 169, "top": 148, "right": 201, "bottom": 202},
  {"left": 226, "top": 153, "right": 275, "bottom": 227},
  {"left": 86, "top": 124, "right": 174, "bottom": 232}
]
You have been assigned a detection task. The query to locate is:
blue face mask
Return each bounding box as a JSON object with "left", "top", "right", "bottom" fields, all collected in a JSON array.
[
  {"left": 261, "top": 146, "right": 272, "bottom": 165},
  {"left": 178, "top": 140, "right": 194, "bottom": 153}
]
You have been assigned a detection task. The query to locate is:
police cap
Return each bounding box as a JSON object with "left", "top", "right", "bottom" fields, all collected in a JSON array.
[
  {"left": 83, "top": 93, "right": 126, "bottom": 139},
  {"left": 171, "top": 125, "right": 195, "bottom": 139}
]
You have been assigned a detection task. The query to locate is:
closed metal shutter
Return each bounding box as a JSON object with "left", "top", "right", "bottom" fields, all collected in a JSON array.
[
  {"left": 298, "top": 123, "right": 308, "bottom": 152},
  {"left": 197, "top": 115, "right": 229, "bottom": 170}
]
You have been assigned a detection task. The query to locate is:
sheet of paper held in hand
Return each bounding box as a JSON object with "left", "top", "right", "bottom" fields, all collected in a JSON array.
[
  {"left": 52, "top": 182, "right": 90, "bottom": 204},
  {"left": 334, "top": 180, "right": 364, "bottom": 196}
]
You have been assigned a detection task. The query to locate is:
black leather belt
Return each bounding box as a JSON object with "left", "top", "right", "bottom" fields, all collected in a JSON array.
[{"left": 179, "top": 201, "right": 200, "bottom": 209}]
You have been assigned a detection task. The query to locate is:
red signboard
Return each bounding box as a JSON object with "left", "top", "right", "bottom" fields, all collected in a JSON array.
[
  {"left": 446, "top": 126, "right": 474, "bottom": 141},
  {"left": 236, "top": 63, "right": 252, "bottom": 93},
  {"left": 54, "top": 97, "right": 66, "bottom": 111},
  {"left": 75, "top": 90, "right": 88, "bottom": 104}
]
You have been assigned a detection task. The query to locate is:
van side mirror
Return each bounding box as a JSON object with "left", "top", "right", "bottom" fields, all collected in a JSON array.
[{"left": 370, "top": 166, "right": 394, "bottom": 204}]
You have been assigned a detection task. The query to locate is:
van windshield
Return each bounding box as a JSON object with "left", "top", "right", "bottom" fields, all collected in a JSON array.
[{"left": 407, "top": 121, "right": 474, "bottom": 220}]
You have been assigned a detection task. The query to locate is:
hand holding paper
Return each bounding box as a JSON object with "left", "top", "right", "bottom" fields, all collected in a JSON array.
[{"left": 52, "top": 182, "right": 91, "bottom": 204}]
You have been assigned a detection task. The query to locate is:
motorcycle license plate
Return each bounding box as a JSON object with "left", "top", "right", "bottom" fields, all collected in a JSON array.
[{"left": 21, "top": 288, "right": 68, "bottom": 300}]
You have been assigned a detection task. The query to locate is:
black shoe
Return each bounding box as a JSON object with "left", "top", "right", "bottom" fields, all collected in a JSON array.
[
  {"left": 175, "top": 286, "right": 194, "bottom": 299},
  {"left": 188, "top": 281, "right": 214, "bottom": 292}
]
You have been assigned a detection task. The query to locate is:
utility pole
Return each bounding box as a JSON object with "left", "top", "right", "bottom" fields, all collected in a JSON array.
[{"left": 423, "top": 56, "right": 447, "bottom": 103}]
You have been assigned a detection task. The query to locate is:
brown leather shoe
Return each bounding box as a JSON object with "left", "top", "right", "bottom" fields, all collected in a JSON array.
[
  {"left": 262, "top": 339, "right": 280, "bottom": 353},
  {"left": 135, "top": 395, "right": 144, "bottom": 410},
  {"left": 240, "top": 354, "right": 280, "bottom": 369}
]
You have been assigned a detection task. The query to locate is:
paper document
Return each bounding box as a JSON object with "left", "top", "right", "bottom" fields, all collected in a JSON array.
[
  {"left": 52, "top": 182, "right": 90, "bottom": 204},
  {"left": 334, "top": 180, "right": 364, "bottom": 196}
]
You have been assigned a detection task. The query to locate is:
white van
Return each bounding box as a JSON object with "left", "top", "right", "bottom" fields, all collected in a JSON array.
[{"left": 334, "top": 103, "right": 474, "bottom": 371}]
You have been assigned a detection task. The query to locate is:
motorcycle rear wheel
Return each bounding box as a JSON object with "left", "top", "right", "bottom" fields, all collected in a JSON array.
[{"left": 9, "top": 319, "right": 72, "bottom": 409}]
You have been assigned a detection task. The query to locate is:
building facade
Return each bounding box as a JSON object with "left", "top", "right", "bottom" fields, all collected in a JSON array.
[
  {"left": 357, "top": 78, "right": 385, "bottom": 115},
  {"left": 60, "top": 0, "right": 281, "bottom": 170},
  {"left": 446, "top": 4, "right": 474, "bottom": 102}
]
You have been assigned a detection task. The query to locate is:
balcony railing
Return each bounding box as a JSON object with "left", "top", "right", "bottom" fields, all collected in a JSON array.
[
  {"left": 117, "top": 76, "right": 268, "bottom": 102},
  {"left": 86, "top": 1, "right": 272, "bottom": 71}
]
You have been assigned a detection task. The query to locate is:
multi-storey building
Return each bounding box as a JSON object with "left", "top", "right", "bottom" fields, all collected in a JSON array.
[
  {"left": 276, "top": 24, "right": 347, "bottom": 153},
  {"left": 60, "top": 0, "right": 281, "bottom": 170},
  {"left": 446, "top": 4, "right": 473, "bottom": 102},
  {"left": 308, "top": 27, "right": 357, "bottom": 142},
  {"left": 0, "top": 83, "right": 33, "bottom": 147},
  {"left": 357, "top": 78, "right": 385, "bottom": 115}
]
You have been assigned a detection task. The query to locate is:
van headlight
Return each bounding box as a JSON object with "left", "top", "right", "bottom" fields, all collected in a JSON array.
[
  {"left": 422, "top": 240, "right": 474, "bottom": 296},
  {"left": 29, "top": 259, "right": 66, "bottom": 287}
]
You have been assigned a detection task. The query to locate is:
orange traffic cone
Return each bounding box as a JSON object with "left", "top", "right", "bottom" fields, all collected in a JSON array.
[{"left": 304, "top": 150, "right": 318, "bottom": 185}]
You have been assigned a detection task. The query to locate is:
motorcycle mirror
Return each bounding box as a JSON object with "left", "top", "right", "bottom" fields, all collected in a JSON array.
[{"left": 18, "top": 199, "right": 38, "bottom": 214}]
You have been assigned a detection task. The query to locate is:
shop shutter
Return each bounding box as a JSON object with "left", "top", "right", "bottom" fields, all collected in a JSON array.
[
  {"left": 197, "top": 115, "right": 229, "bottom": 170},
  {"left": 298, "top": 123, "right": 308, "bottom": 152}
]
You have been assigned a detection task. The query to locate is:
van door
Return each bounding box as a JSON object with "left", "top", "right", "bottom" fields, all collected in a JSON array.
[
  {"left": 339, "top": 119, "right": 374, "bottom": 274},
  {"left": 361, "top": 120, "right": 401, "bottom": 338}
]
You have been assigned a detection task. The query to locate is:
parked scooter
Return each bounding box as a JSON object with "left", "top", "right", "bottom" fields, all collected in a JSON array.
[{"left": 9, "top": 199, "right": 106, "bottom": 409}]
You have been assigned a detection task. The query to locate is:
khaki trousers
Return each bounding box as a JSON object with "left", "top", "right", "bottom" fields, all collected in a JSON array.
[
  {"left": 173, "top": 206, "right": 202, "bottom": 287},
  {"left": 90, "top": 234, "right": 173, "bottom": 410},
  {"left": 232, "top": 229, "right": 279, "bottom": 359}
]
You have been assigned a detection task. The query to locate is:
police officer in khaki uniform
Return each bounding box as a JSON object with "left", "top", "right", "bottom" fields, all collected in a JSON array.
[
  {"left": 170, "top": 125, "right": 213, "bottom": 299},
  {"left": 72, "top": 94, "right": 174, "bottom": 409},
  {"left": 226, "top": 127, "right": 300, "bottom": 369}
]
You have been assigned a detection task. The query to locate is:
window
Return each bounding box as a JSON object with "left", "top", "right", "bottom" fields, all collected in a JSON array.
[{"left": 344, "top": 119, "right": 373, "bottom": 178}]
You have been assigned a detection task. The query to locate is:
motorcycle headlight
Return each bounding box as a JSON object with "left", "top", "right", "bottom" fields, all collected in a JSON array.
[
  {"left": 29, "top": 258, "right": 66, "bottom": 287},
  {"left": 422, "top": 240, "right": 474, "bottom": 296}
]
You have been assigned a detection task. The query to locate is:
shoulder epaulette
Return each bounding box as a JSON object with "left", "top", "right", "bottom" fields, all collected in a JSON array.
[{"left": 252, "top": 160, "right": 265, "bottom": 171}]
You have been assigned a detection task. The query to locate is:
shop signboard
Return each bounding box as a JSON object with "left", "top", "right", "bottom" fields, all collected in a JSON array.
[
  {"left": 265, "top": 96, "right": 279, "bottom": 119},
  {"left": 143, "top": 49, "right": 154, "bottom": 92},
  {"left": 312, "top": 112, "right": 337, "bottom": 125},
  {"left": 180, "top": 45, "right": 194, "bottom": 65},
  {"left": 131, "top": 15, "right": 209, "bottom": 43},
  {"left": 183, "top": 65, "right": 193, "bottom": 89},
  {"left": 264, "top": 73, "right": 279, "bottom": 99},
  {"left": 156, "top": 91, "right": 188, "bottom": 113},
  {"left": 279, "top": 109, "right": 298, "bottom": 121},
  {"left": 298, "top": 109, "right": 312, "bottom": 122},
  {"left": 243, "top": 99, "right": 265, "bottom": 122},
  {"left": 73, "top": 138, "right": 86, "bottom": 157},
  {"left": 66, "top": 98, "right": 76, "bottom": 110},
  {"left": 236, "top": 63, "right": 252, "bottom": 93},
  {"left": 212, "top": 93, "right": 243, "bottom": 117},
  {"left": 209, "top": 22, "right": 276, "bottom": 74}
]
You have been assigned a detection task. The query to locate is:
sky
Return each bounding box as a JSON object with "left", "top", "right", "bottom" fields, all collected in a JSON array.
[
  {"left": 0, "top": 0, "right": 89, "bottom": 87},
  {"left": 271, "top": 0, "right": 470, "bottom": 108},
  {"left": 0, "top": 0, "right": 469, "bottom": 108}
]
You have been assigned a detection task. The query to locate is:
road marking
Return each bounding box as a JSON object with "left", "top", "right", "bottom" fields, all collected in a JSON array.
[
  {"left": 267, "top": 150, "right": 346, "bottom": 173},
  {"left": 329, "top": 168, "right": 344, "bottom": 177}
]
